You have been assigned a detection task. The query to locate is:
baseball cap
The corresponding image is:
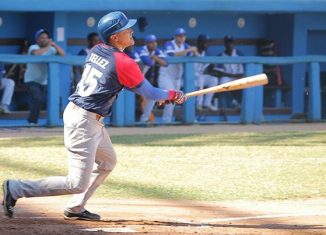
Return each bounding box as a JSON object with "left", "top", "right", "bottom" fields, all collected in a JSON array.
[
  {"left": 197, "top": 34, "right": 209, "bottom": 42},
  {"left": 145, "top": 34, "right": 157, "bottom": 43},
  {"left": 35, "top": 29, "right": 49, "bottom": 41},
  {"left": 224, "top": 34, "right": 234, "bottom": 43},
  {"left": 175, "top": 28, "right": 186, "bottom": 36}
]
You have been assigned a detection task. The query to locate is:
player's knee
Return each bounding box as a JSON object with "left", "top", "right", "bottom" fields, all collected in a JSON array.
[
  {"left": 2, "top": 78, "right": 14, "bottom": 89},
  {"left": 101, "top": 151, "right": 117, "bottom": 172},
  {"left": 106, "top": 153, "right": 117, "bottom": 172},
  {"left": 8, "top": 79, "right": 14, "bottom": 87},
  {"left": 68, "top": 178, "right": 89, "bottom": 194}
]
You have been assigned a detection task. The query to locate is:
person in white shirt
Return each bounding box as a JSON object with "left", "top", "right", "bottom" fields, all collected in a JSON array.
[
  {"left": 195, "top": 35, "right": 218, "bottom": 111},
  {"left": 24, "top": 29, "right": 65, "bottom": 125},
  {"left": 158, "top": 28, "right": 197, "bottom": 123},
  {"left": 139, "top": 34, "right": 167, "bottom": 123},
  {"left": 215, "top": 35, "right": 244, "bottom": 109},
  {"left": 0, "top": 64, "right": 14, "bottom": 114}
]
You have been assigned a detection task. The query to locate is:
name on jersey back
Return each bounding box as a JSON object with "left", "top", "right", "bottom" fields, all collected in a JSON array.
[{"left": 89, "top": 53, "right": 109, "bottom": 69}]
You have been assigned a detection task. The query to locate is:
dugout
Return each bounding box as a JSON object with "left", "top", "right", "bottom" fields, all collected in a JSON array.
[{"left": 0, "top": 0, "right": 325, "bottom": 126}]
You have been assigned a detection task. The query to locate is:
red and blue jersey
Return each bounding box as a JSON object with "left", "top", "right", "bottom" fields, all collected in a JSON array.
[{"left": 69, "top": 43, "right": 144, "bottom": 117}]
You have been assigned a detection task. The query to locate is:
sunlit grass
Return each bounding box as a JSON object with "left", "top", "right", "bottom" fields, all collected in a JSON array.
[{"left": 0, "top": 131, "right": 325, "bottom": 201}]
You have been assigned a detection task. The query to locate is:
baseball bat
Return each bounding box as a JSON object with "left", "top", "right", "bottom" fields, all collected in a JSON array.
[{"left": 186, "top": 73, "right": 268, "bottom": 98}]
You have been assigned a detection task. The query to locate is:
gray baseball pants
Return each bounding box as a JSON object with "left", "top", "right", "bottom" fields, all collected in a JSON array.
[{"left": 9, "top": 102, "right": 117, "bottom": 213}]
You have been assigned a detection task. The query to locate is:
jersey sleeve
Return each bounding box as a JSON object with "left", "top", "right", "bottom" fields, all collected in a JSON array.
[
  {"left": 50, "top": 46, "right": 57, "bottom": 55},
  {"left": 184, "top": 43, "right": 192, "bottom": 56},
  {"left": 164, "top": 41, "right": 175, "bottom": 56},
  {"left": 28, "top": 45, "right": 39, "bottom": 55},
  {"left": 156, "top": 49, "right": 166, "bottom": 58},
  {"left": 115, "top": 52, "right": 144, "bottom": 89}
]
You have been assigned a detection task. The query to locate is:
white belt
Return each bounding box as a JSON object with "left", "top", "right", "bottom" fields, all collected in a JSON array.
[{"left": 68, "top": 102, "right": 104, "bottom": 122}]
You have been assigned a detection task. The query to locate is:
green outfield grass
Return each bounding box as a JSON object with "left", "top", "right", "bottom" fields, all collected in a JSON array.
[{"left": 0, "top": 131, "right": 325, "bottom": 201}]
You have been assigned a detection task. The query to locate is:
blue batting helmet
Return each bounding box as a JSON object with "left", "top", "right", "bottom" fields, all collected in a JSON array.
[
  {"left": 145, "top": 34, "right": 157, "bottom": 43},
  {"left": 97, "top": 11, "right": 137, "bottom": 43},
  {"left": 175, "top": 28, "right": 186, "bottom": 36}
]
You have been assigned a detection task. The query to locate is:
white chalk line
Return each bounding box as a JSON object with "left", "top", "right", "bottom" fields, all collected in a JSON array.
[
  {"left": 12, "top": 212, "right": 326, "bottom": 227},
  {"left": 80, "top": 227, "right": 137, "bottom": 233},
  {"left": 171, "top": 212, "right": 326, "bottom": 225}
]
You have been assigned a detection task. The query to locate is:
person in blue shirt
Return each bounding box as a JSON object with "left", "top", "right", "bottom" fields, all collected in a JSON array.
[
  {"left": 139, "top": 34, "right": 167, "bottom": 123},
  {"left": 24, "top": 29, "right": 65, "bottom": 126},
  {"left": 0, "top": 64, "right": 15, "bottom": 114}
]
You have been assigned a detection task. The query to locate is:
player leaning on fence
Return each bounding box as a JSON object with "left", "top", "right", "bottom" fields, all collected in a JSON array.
[{"left": 2, "top": 11, "right": 187, "bottom": 221}]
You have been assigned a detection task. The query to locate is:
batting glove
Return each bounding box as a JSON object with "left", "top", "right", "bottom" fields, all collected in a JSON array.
[{"left": 157, "top": 90, "right": 187, "bottom": 106}]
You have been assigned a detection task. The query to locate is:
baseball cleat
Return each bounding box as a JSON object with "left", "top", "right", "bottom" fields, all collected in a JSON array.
[
  {"left": 2, "top": 180, "right": 17, "bottom": 218},
  {"left": 63, "top": 209, "right": 101, "bottom": 221}
]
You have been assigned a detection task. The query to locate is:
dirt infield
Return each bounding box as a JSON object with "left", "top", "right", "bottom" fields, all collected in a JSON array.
[
  {"left": 1, "top": 123, "right": 326, "bottom": 234},
  {"left": 0, "top": 197, "right": 325, "bottom": 234}
]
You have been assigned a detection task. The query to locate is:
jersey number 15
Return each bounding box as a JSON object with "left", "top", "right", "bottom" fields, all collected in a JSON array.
[{"left": 77, "top": 64, "right": 103, "bottom": 97}]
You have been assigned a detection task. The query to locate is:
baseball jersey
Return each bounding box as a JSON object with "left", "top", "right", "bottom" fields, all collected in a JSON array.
[
  {"left": 24, "top": 44, "right": 57, "bottom": 85},
  {"left": 0, "top": 64, "right": 3, "bottom": 80},
  {"left": 78, "top": 48, "right": 91, "bottom": 56},
  {"left": 69, "top": 43, "right": 144, "bottom": 117},
  {"left": 159, "top": 39, "right": 191, "bottom": 80},
  {"left": 124, "top": 49, "right": 141, "bottom": 64},
  {"left": 216, "top": 48, "right": 244, "bottom": 83},
  {"left": 195, "top": 51, "right": 210, "bottom": 77},
  {"left": 138, "top": 45, "right": 166, "bottom": 75}
]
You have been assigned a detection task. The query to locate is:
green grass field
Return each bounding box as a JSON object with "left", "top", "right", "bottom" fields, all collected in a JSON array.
[{"left": 0, "top": 131, "right": 325, "bottom": 201}]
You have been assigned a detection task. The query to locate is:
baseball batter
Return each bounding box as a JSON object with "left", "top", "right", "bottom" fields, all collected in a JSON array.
[{"left": 2, "top": 11, "right": 186, "bottom": 221}]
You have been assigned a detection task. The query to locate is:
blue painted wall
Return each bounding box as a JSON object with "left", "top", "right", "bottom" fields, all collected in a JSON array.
[
  {"left": 0, "top": 12, "right": 27, "bottom": 53},
  {"left": 66, "top": 12, "right": 266, "bottom": 56},
  {"left": 0, "top": 9, "right": 326, "bottom": 118},
  {"left": 292, "top": 13, "right": 326, "bottom": 114},
  {"left": 307, "top": 30, "right": 326, "bottom": 71}
]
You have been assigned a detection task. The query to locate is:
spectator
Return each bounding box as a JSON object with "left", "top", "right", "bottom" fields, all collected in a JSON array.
[
  {"left": 215, "top": 35, "right": 244, "bottom": 109},
  {"left": 259, "top": 39, "right": 283, "bottom": 86},
  {"left": 0, "top": 64, "right": 15, "bottom": 114},
  {"left": 5, "top": 39, "right": 29, "bottom": 87},
  {"left": 139, "top": 34, "right": 167, "bottom": 123},
  {"left": 72, "top": 32, "right": 100, "bottom": 93},
  {"left": 24, "top": 29, "right": 65, "bottom": 126},
  {"left": 158, "top": 28, "right": 198, "bottom": 123},
  {"left": 195, "top": 34, "right": 218, "bottom": 111}
]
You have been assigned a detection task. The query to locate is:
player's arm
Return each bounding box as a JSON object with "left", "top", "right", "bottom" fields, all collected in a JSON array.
[
  {"left": 30, "top": 44, "right": 52, "bottom": 55},
  {"left": 116, "top": 53, "right": 186, "bottom": 103},
  {"left": 164, "top": 41, "right": 196, "bottom": 57},
  {"left": 130, "top": 79, "right": 186, "bottom": 104},
  {"left": 50, "top": 40, "right": 65, "bottom": 56}
]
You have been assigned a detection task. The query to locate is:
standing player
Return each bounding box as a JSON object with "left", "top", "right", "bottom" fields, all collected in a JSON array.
[
  {"left": 216, "top": 35, "right": 244, "bottom": 108},
  {"left": 139, "top": 34, "right": 167, "bottom": 123},
  {"left": 195, "top": 34, "right": 218, "bottom": 111},
  {"left": 2, "top": 11, "right": 186, "bottom": 220},
  {"left": 158, "top": 28, "right": 198, "bottom": 123}
]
